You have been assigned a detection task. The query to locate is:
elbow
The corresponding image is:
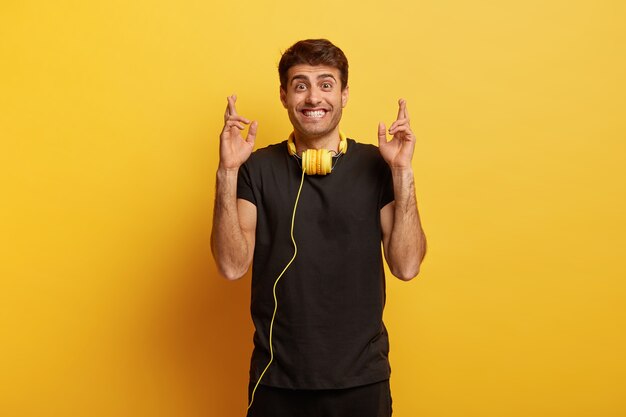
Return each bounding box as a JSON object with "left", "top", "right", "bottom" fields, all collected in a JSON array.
[
  {"left": 212, "top": 261, "right": 248, "bottom": 281},
  {"left": 211, "top": 247, "right": 249, "bottom": 281},
  {"left": 217, "top": 263, "right": 248, "bottom": 281},
  {"left": 386, "top": 255, "right": 422, "bottom": 281},
  {"left": 211, "top": 240, "right": 250, "bottom": 281},
  {"left": 389, "top": 252, "right": 424, "bottom": 281},
  {"left": 387, "top": 232, "right": 427, "bottom": 282},
  {"left": 390, "top": 265, "right": 421, "bottom": 282}
]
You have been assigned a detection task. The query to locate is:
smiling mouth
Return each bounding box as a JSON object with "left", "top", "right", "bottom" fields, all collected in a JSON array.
[{"left": 301, "top": 109, "right": 327, "bottom": 118}]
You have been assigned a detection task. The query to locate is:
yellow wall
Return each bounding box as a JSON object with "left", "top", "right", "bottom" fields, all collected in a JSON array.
[{"left": 2, "top": 1, "right": 625, "bottom": 416}]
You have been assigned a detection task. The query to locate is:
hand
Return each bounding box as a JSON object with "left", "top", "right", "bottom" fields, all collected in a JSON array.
[
  {"left": 378, "top": 99, "right": 416, "bottom": 170},
  {"left": 219, "top": 94, "right": 257, "bottom": 171}
]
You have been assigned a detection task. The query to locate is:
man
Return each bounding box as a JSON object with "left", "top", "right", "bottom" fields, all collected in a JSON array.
[{"left": 211, "top": 39, "right": 426, "bottom": 417}]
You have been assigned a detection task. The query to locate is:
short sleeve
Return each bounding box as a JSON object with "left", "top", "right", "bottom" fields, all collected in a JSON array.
[
  {"left": 378, "top": 163, "right": 395, "bottom": 209},
  {"left": 237, "top": 162, "right": 256, "bottom": 206}
]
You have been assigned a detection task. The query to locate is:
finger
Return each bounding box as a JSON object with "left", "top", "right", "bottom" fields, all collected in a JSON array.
[
  {"left": 378, "top": 122, "right": 387, "bottom": 146},
  {"left": 228, "top": 94, "right": 239, "bottom": 118},
  {"left": 227, "top": 114, "right": 251, "bottom": 124},
  {"left": 388, "top": 118, "right": 409, "bottom": 132},
  {"left": 396, "top": 98, "right": 406, "bottom": 121},
  {"left": 388, "top": 124, "right": 415, "bottom": 139},
  {"left": 225, "top": 120, "right": 246, "bottom": 130},
  {"left": 224, "top": 97, "right": 231, "bottom": 123},
  {"left": 402, "top": 100, "right": 410, "bottom": 122},
  {"left": 246, "top": 121, "right": 258, "bottom": 145}
]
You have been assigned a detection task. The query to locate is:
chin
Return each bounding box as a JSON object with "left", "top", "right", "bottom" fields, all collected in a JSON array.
[{"left": 299, "top": 127, "right": 333, "bottom": 139}]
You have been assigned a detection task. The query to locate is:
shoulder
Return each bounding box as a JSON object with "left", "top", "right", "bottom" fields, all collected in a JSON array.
[
  {"left": 345, "top": 138, "right": 386, "bottom": 166},
  {"left": 249, "top": 141, "right": 288, "bottom": 160},
  {"left": 347, "top": 138, "right": 382, "bottom": 156},
  {"left": 244, "top": 140, "right": 289, "bottom": 169}
]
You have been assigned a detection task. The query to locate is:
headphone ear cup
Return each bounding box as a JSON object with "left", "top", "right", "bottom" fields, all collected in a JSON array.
[
  {"left": 301, "top": 150, "right": 310, "bottom": 174},
  {"left": 320, "top": 150, "right": 332, "bottom": 174},
  {"left": 302, "top": 149, "right": 333, "bottom": 175}
]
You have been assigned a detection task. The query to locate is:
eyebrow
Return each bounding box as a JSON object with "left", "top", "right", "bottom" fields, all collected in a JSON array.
[{"left": 290, "top": 73, "right": 337, "bottom": 84}]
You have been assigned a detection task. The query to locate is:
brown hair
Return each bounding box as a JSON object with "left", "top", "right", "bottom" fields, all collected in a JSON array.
[{"left": 278, "top": 39, "right": 349, "bottom": 90}]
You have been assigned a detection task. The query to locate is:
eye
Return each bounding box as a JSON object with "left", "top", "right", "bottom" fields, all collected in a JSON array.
[
  {"left": 295, "top": 83, "right": 307, "bottom": 91},
  {"left": 321, "top": 82, "right": 333, "bottom": 90}
]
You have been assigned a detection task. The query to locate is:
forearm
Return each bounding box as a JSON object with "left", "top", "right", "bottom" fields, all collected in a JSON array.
[
  {"left": 386, "top": 167, "right": 427, "bottom": 280},
  {"left": 210, "top": 167, "right": 252, "bottom": 280}
]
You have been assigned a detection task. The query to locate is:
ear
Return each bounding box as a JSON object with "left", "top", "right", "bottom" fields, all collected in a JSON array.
[
  {"left": 280, "top": 87, "right": 287, "bottom": 108},
  {"left": 341, "top": 85, "right": 349, "bottom": 108}
]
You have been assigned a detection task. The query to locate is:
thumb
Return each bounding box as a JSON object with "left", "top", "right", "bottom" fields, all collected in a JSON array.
[
  {"left": 378, "top": 122, "right": 387, "bottom": 146},
  {"left": 246, "top": 121, "right": 258, "bottom": 145}
]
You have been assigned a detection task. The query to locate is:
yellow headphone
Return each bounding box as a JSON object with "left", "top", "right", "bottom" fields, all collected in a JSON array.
[{"left": 287, "top": 131, "right": 348, "bottom": 175}]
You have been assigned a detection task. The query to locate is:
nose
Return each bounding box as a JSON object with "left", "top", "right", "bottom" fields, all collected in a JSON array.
[{"left": 305, "top": 86, "right": 322, "bottom": 105}]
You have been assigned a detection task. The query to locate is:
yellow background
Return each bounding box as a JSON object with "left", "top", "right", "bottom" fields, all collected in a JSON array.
[{"left": 2, "top": 0, "right": 625, "bottom": 416}]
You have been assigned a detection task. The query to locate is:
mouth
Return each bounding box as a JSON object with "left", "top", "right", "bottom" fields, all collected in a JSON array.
[{"left": 301, "top": 109, "right": 328, "bottom": 119}]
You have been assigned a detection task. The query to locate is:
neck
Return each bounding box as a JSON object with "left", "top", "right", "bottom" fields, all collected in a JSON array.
[{"left": 292, "top": 129, "right": 341, "bottom": 154}]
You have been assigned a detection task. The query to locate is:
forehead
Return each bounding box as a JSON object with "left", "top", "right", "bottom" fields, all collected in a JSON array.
[{"left": 286, "top": 64, "right": 341, "bottom": 82}]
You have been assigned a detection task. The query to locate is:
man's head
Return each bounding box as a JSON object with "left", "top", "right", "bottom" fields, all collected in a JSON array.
[
  {"left": 278, "top": 39, "right": 349, "bottom": 91},
  {"left": 278, "top": 39, "right": 350, "bottom": 145}
]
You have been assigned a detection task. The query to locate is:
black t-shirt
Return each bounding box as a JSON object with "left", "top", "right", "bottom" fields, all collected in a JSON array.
[{"left": 237, "top": 138, "right": 395, "bottom": 389}]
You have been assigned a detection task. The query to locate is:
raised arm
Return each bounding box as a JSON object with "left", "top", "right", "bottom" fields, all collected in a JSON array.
[
  {"left": 210, "top": 95, "right": 258, "bottom": 280},
  {"left": 378, "top": 99, "right": 427, "bottom": 281}
]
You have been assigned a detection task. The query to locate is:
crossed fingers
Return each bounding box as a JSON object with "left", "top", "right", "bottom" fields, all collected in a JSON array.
[
  {"left": 223, "top": 94, "right": 251, "bottom": 131},
  {"left": 388, "top": 99, "right": 412, "bottom": 137}
]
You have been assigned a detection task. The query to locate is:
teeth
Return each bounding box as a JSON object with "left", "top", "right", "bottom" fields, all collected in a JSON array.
[{"left": 303, "top": 110, "right": 325, "bottom": 118}]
